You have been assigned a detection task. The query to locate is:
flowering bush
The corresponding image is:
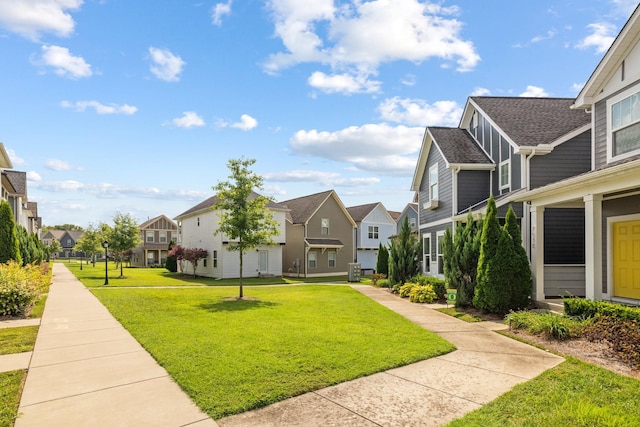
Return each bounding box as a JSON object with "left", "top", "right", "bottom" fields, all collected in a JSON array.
[
  {"left": 409, "top": 284, "right": 438, "bottom": 303},
  {"left": 0, "top": 261, "right": 50, "bottom": 317}
]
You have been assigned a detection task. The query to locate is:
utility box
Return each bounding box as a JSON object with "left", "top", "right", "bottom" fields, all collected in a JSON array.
[{"left": 348, "top": 263, "right": 361, "bottom": 282}]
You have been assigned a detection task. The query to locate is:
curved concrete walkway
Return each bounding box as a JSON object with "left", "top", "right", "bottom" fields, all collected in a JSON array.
[
  {"left": 217, "top": 286, "right": 564, "bottom": 427},
  {"left": 14, "top": 263, "right": 217, "bottom": 427}
]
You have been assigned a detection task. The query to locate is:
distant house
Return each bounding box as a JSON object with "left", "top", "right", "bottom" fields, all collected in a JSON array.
[
  {"left": 395, "top": 203, "right": 418, "bottom": 235},
  {"left": 346, "top": 202, "right": 396, "bottom": 273},
  {"left": 131, "top": 215, "right": 178, "bottom": 267},
  {"left": 174, "top": 192, "right": 288, "bottom": 278},
  {"left": 412, "top": 96, "right": 591, "bottom": 277},
  {"left": 2, "top": 169, "right": 40, "bottom": 236},
  {"left": 42, "top": 229, "right": 84, "bottom": 259},
  {"left": 516, "top": 5, "right": 640, "bottom": 304},
  {"left": 279, "top": 190, "right": 356, "bottom": 278}
]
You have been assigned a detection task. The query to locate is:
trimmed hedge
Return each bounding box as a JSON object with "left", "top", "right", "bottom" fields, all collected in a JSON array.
[{"left": 563, "top": 298, "right": 640, "bottom": 321}]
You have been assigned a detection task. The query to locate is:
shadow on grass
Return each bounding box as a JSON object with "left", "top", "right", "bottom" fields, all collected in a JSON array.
[{"left": 198, "top": 299, "right": 280, "bottom": 313}]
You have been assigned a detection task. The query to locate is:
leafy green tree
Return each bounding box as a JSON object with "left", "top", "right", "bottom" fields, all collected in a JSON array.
[
  {"left": 0, "top": 200, "right": 21, "bottom": 264},
  {"left": 213, "top": 158, "right": 280, "bottom": 298},
  {"left": 473, "top": 195, "right": 502, "bottom": 312},
  {"left": 74, "top": 224, "right": 103, "bottom": 269},
  {"left": 504, "top": 205, "right": 532, "bottom": 310},
  {"left": 388, "top": 216, "right": 420, "bottom": 286},
  {"left": 108, "top": 212, "right": 142, "bottom": 278},
  {"left": 47, "top": 238, "right": 62, "bottom": 260},
  {"left": 376, "top": 242, "right": 389, "bottom": 276}
]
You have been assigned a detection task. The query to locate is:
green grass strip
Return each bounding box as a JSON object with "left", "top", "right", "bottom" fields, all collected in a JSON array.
[
  {"left": 446, "top": 357, "right": 640, "bottom": 426},
  {"left": 0, "top": 326, "right": 39, "bottom": 355},
  {"left": 435, "top": 307, "right": 484, "bottom": 322},
  {"left": 93, "top": 285, "right": 454, "bottom": 419},
  {"left": 0, "top": 370, "right": 26, "bottom": 427}
]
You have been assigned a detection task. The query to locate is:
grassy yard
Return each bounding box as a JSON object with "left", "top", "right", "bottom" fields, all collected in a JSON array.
[
  {"left": 92, "top": 285, "right": 454, "bottom": 419},
  {"left": 0, "top": 326, "right": 39, "bottom": 355},
  {"left": 0, "top": 370, "right": 25, "bottom": 427},
  {"left": 446, "top": 357, "right": 640, "bottom": 426},
  {"left": 62, "top": 260, "right": 370, "bottom": 288}
]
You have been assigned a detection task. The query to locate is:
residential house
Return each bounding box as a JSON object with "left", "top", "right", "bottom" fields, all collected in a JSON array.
[
  {"left": 411, "top": 96, "right": 591, "bottom": 277},
  {"left": 174, "top": 192, "right": 287, "bottom": 278},
  {"left": 130, "top": 215, "right": 178, "bottom": 267},
  {"left": 2, "top": 170, "right": 41, "bottom": 236},
  {"left": 280, "top": 190, "right": 356, "bottom": 278},
  {"left": 41, "top": 229, "right": 84, "bottom": 259},
  {"left": 395, "top": 203, "right": 419, "bottom": 235},
  {"left": 515, "top": 5, "right": 640, "bottom": 304},
  {"left": 1, "top": 143, "right": 13, "bottom": 201},
  {"left": 346, "top": 202, "right": 396, "bottom": 273}
]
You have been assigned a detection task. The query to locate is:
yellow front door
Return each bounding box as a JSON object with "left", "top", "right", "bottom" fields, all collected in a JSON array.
[{"left": 613, "top": 220, "right": 640, "bottom": 299}]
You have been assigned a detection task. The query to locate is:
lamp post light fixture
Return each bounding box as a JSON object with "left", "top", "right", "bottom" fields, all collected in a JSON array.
[{"left": 102, "top": 240, "right": 109, "bottom": 286}]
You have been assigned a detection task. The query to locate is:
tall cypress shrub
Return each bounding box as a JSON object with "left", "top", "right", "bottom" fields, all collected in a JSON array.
[
  {"left": 0, "top": 200, "right": 21, "bottom": 264},
  {"left": 473, "top": 195, "right": 501, "bottom": 312},
  {"left": 388, "top": 217, "right": 420, "bottom": 286},
  {"left": 457, "top": 211, "right": 482, "bottom": 306},
  {"left": 504, "top": 205, "right": 532, "bottom": 310},
  {"left": 442, "top": 226, "right": 455, "bottom": 287},
  {"left": 376, "top": 242, "right": 389, "bottom": 276}
]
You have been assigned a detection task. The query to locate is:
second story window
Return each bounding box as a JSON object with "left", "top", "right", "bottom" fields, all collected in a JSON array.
[
  {"left": 159, "top": 232, "right": 167, "bottom": 243},
  {"left": 610, "top": 89, "right": 640, "bottom": 159},
  {"left": 146, "top": 231, "right": 154, "bottom": 243},
  {"left": 500, "top": 159, "right": 510, "bottom": 190},
  {"left": 321, "top": 218, "right": 329, "bottom": 235},
  {"left": 429, "top": 165, "right": 439, "bottom": 201},
  {"left": 368, "top": 226, "right": 379, "bottom": 239}
]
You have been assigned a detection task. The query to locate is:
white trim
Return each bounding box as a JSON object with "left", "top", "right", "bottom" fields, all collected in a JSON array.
[
  {"left": 422, "top": 234, "right": 431, "bottom": 274},
  {"left": 607, "top": 213, "right": 640, "bottom": 300},
  {"left": 435, "top": 230, "right": 446, "bottom": 277},
  {"left": 499, "top": 159, "right": 510, "bottom": 191},
  {"left": 418, "top": 217, "right": 454, "bottom": 229},
  {"left": 429, "top": 164, "right": 439, "bottom": 202},
  {"left": 606, "top": 84, "right": 640, "bottom": 162}
]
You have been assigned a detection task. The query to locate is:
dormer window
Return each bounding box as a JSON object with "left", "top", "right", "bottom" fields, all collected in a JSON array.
[{"left": 608, "top": 88, "right": 640, "bottom": 160}]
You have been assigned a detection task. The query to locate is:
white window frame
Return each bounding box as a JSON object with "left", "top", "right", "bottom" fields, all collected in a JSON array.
[
  {"left": 308, "top": 251, "right": 317, "bottom": 269},
  {"left": 409, "top": 217, "right": 416, "bottom": 228},
  {"left": 368, "top": 225, "right": 379, "bottom": 239},
  {"left": 436, "top": 231, "right": 445, "bottom": 276},
  {"left": 146, "top": 231, "right": 154, "bottom": 243},
  {"left": 328, "top": 251, "right": 336, "bottom": 268},
  {"left": 499, "top": 159, "right": 510, "bottom": 190},
  {"left": 159, "top": 231, "right": 167, "bottom": 244},
  {"left": 422, "top": 235, "right": 431, "bottom": 273},
  {"left": 607, "top": 86, "right": 640, "bottom": 162},
  {"left": 429, "top": 165, "right": 439, "bottom": 201},
  {"left": 321, "top": 218, "right": 329, "bottom": 235}
]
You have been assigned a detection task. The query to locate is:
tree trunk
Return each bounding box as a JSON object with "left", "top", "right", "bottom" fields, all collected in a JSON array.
[{"left": 239, "top": 250, "right": 244, "bottom": 298}]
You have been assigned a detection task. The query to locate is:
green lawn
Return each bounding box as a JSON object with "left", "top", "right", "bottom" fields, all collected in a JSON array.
[
  {"left": 92, "top": 285, "right": 454, "bottom": 419},
  {"left": 62, "top": 260, "right": 370, "bottom": 287},
  {"left": 446, "top": 357, "right": 640, "bottom": 426},
  {"left": 0, "top": 326, "right": 39, "bottom": 355},
  {"left": 0, "top": 370, "right": 25, "bottom": 427}
]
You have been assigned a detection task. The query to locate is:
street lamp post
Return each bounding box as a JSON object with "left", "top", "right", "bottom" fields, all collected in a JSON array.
[{"left": 103, "top": 240, "right": 109, "bottom": 286}]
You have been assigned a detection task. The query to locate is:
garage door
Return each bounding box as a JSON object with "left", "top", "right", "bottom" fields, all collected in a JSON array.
[{"left": 613, "top": 220, "right": 640, "bottom": 299}]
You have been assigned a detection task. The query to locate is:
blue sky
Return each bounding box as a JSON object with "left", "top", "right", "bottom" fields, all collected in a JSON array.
[{"left": 1, "top": 0, "right": 637, "bottom": 228}]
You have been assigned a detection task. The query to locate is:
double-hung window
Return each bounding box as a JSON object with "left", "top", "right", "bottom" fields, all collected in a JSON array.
[
  {"left": 609, "top": 88, "right": 640, "bottom": 160},
  {"left": 308, "top": 251, "right": 317, "bottom": 268},
  {"left": 429, "top": 165, "right": 439, "bottom": 201},
  {"left": 499, "top": 159, "right": 510, "bottom": 190},
  {"left": 321, "top": 218, "right": 329, "bottom": 235},
  {"left": 422, "top": 235, "right": 431, "bottom": 273},
  {"left": 146, "top": 231, "right": 154, "bottom": 243},
  {"left": 328, "top": 251, "right": 336, "bottom": 268}
]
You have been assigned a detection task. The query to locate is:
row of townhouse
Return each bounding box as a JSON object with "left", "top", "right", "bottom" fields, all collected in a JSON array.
[
  {"left": 0, "top": 143, "right": 41, "bottom": 236},
  {"left": 412, "top": 5, "right": 640, "bottom": 306},
  {"left": 141, "top": 190, "right": 418, "bottom": 277}
]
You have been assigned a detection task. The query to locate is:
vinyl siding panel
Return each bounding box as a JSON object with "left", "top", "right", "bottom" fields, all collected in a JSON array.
[
  {"left": 419, "top": 146, "right": 453, "bottom": 225},
  {"left": 530, "top": 130, "right": 592, "bottom": 189},
  {"left": 307, "top": 197, "right": 355, "bottom": 275},
  {"left": 594, "top": 99, "right": 607, "bottom": 169},
  {"left": 457, "top": 170, "right": 490, "bottom": 213},
  {"left": 544, "top": 266, "right": 586, "bottom": 297},
  {"left": 511, "top": 153, "right": 521, "bottom": 190}
]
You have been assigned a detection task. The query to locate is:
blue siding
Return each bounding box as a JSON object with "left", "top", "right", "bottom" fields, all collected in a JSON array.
[
  {"left": 457, "top": 170, "right": 490, "bottom": 213},
  {"left": 530, "top": 130, "right": 592, "bottom": 189},
  {"left": 419, "top": 146, "right": 453, "bottom": 226}
]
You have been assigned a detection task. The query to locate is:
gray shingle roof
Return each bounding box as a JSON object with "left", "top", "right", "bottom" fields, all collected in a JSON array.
[
  {"left": 4, "top": 170, "right": 27, "bottom": 195},
  {"left": 175, "top": 191, "right": 287, "bottom": 219},
  {"left": 470, "top": 97, "right": 591, "bottom": 147},
  {"left": 428, "top": 127, "right": 493, "bottom": 164},
  {"left": 279, "top": 190, "right": 334, "bottom": 224},
  {"left": 346, "top": 203, "right": 379, "bottom": 223}
]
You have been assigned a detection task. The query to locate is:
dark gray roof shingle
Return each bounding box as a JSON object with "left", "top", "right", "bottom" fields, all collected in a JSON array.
[
  {"left": 4, "top": 170, "right": 27, "bottom": 195},
  {"left": 428, "top": 127, "right": 493, "bottom": 164},
  {"left": 279, "top": 190, "right": 334, "bottom": 224},
  {"left": 175, "top": 191, "right": 286, "bottom": 218},
  {"left": 346, "top": 203, "right": 379, "bottom": 223}
]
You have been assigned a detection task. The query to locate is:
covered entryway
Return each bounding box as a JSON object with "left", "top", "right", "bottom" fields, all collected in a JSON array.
[{"left": 612, "top": 220, "right": 640, "bottom": 299}]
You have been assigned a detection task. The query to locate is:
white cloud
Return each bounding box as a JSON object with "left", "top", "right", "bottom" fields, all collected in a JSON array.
[
  {"left": 308, "top": 71, "right": 381, "bottom": 94},
  {"left": 519, "top": 85, "right": 549, "bottom": 97},
  {"left": 263, "top": 170, "right": 380, "bottom": 187},
  {"left": 212, "top": 0, "right": 232, "bottom": 26},
  {"left": 169, "top": 111, "right": 205, "bottom": 128},
  {"left": 45, "top": 158, "right": 81, "bottom": 171},
  {"left": 378, "top": 97, "right": 462, "bottom": 127},
  {"left": 27, "top": 171, "right": 41, "bottom": 182},
  {"left": 6, "top": 148, "right": 26, "bottom": 166},
  {"left": 531, "top": 29, "right": 557, "bottom": 44},
  {"left": 148, "top": 47, "right": 185, "bottom": 82},
  {"left": 401, "top": 74, "right": 416, "bottom": 86},
  {"left": 264, "top": 0, "right": 480, "bottom": 93},
  {"left": 231, "top": 114, "right": 258, "bottom": 130},
  {"left": 61, "top": 100, "right": 137, "bottom": 115},
  {"left": 576, "top": 22, "right": 616, "bottom": 54},
  {"left": 289, "top": 123, "right": 424, "bottom": 175},
  {"left": 0, "top": 0, "right": 82, "bottom": 41},
  {"left": 571, "top": 82, "right": 584, "bottom": 93},
  {"left": 471, "top": 87, "right": 491, "bottom": 96},
  {"left": 38, "top": 44, "right": 91, "bottom": 79}
]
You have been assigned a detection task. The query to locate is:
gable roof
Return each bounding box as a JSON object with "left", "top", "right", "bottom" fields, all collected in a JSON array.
[
  {"left": 388, "top": 210, "right": 401, "bottom": 221},
  {"left": 467, "top": 97, "right": 591, "bottom": 147},
  {"left": 280, "top": 190, "right": 357, "bottom": 227},
  {"left": 175, "top": 191, "right": 288, "bottom": 220},
  {"left": 4, "top": 170, "right": 27, "bottom": 195},
  {"left": 139, "top": 214, "right": 177, "bottom": 230},
  {"left": 574, "top": 5, "right": 640, "bottom": 109},
  {"left": 429, "top": 127, "right": 494, "bottom": 164},
  {"left": 346, "top": 203, "right": 379, "bottom": 223},
  {"left": 399, "top": 203, "right": 418, "bottom": 218}
]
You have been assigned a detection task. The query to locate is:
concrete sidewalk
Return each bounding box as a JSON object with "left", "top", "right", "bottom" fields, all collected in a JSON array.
[
  {"left": 217, "top": 286, "right": 564, "bottom": 427},
  {"left": 14, "top": 263, "right": 217, "bottom": 427}
]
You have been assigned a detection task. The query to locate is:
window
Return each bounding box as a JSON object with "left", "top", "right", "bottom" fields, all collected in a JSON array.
[
  {"left": 429, "top": 165, "right": 438, "bottom": 201},
  {"left": 610, "top": 90, "right": 640, "bottom": 158},
  {"left": 197, "top": 217, "right": 200, "bottom": 226},
  {"left": 437, "top": 232, "right": 445, "bottom": 275},
  {"left": 328, "top": 251, "right": 336, "bottom": 268},
  {"left": 499, "top": 159, "right": 510, "bottom": 190},
  {"left": 171, "top": 232, "right": 177, "bottom": 243},
  {"left": 423, "top": 235, "right": 431, "bottom": 273},
  {"left": 203, "top": 259, "right": 207, "bottom": 267},
  {"left": 368, "top": 225, "right": 379, "bottom": 239},
  {"left": 321, "top": 218, "right": 329, "bottom": 235},
  {"left": 308, "top": 251, "right": 317, "bottom": 268},
  {"left": 66, "top": 239, "right": 71, "bottom": 246},
  {"left": 159, "top": 232, "right": 167, "bottom": 243},
  {"left": 410, "top": 218, "right": 416, "bottom": 228},
  {"left": 146, "top": 231, "right": 154, "bottom": 243},
  {"left": 213, "top": 250, "right": 218, "bottom": 268}
]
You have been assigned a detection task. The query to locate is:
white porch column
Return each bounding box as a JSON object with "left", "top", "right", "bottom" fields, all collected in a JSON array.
[
  {"left": 530, "top": 205, "right": 545, "bottom": 302},
  {"left": 584, "top": 194, "right": 603, "bottom": 300}
]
